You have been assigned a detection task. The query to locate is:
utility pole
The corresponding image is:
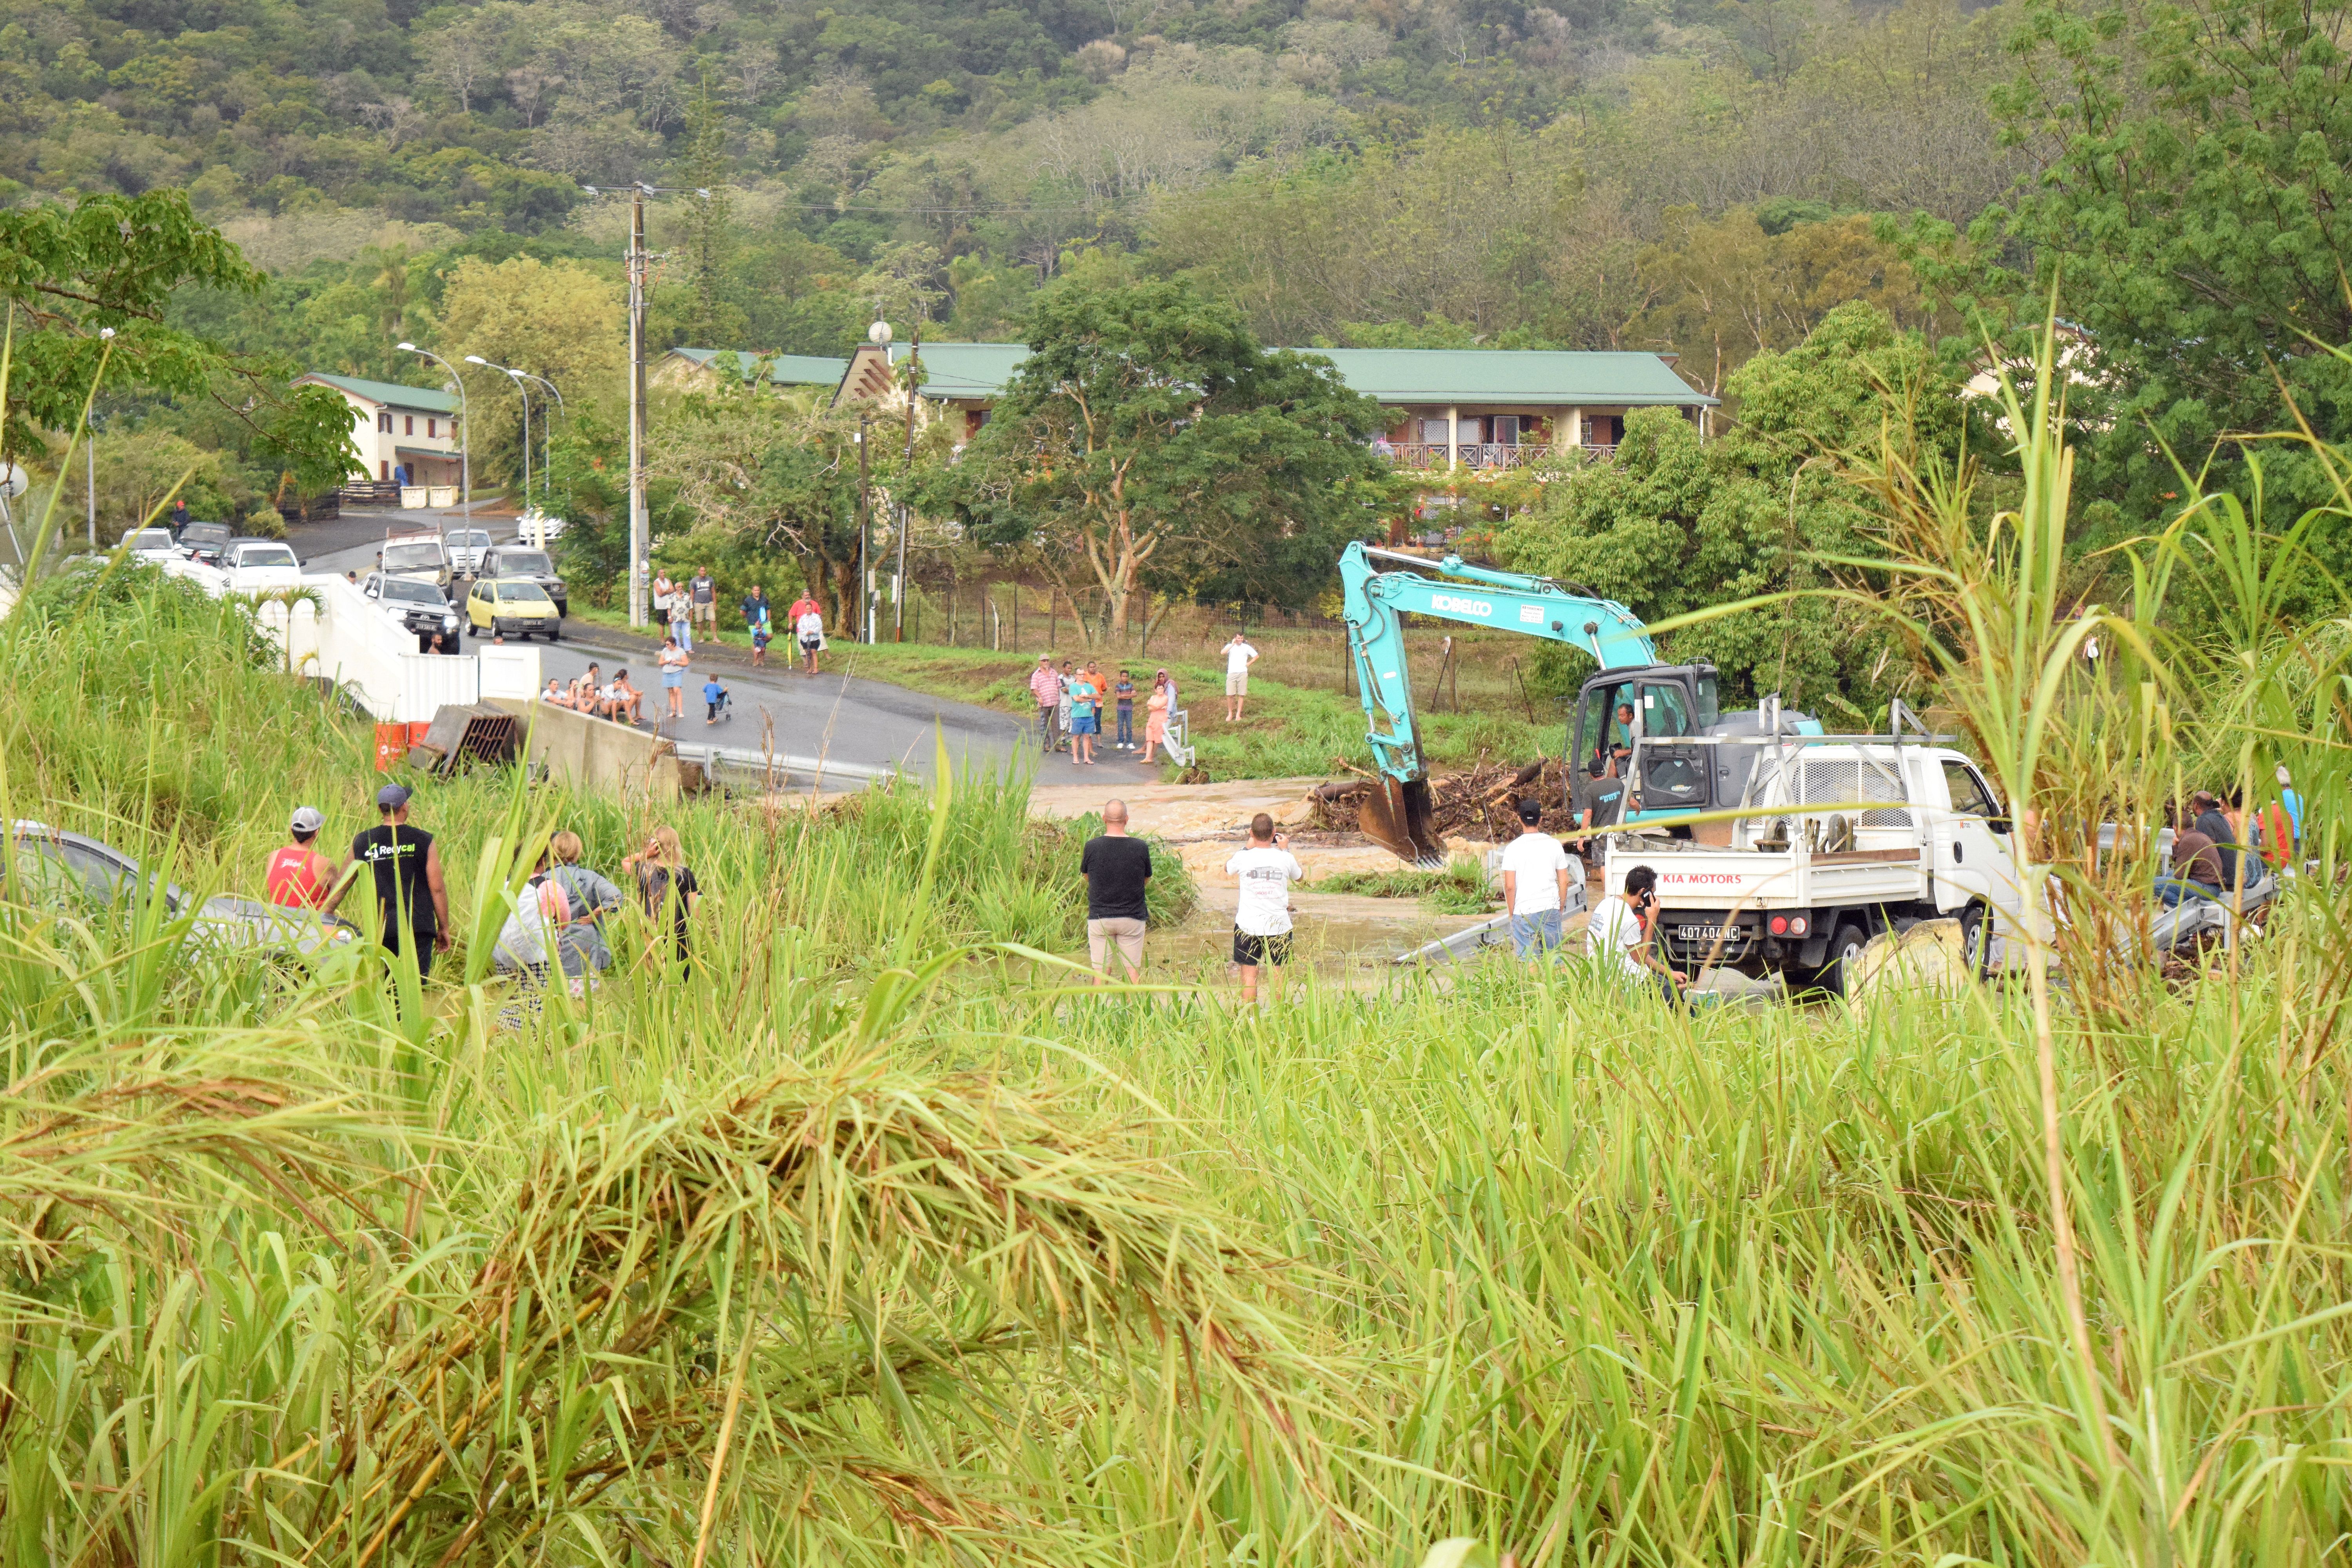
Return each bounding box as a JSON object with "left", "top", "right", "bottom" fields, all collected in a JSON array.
[
  {"left": 627, "top": 184, "right": 648, "bottom": 628},
  {"left": 855, "top": 415, "right": 871, "bottom": 644},
  {"left": 895, "top": 321, "right": 920, "bottom": 642}
]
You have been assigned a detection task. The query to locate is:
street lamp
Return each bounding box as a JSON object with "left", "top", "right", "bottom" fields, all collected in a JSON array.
[
  {"left": 464, "top": 355, "right": 532, "bottom": 528},
  {"left": 518, "top": 372, "right": 564, "bottom": 538},
  {"left": 395, "top": 343, "right": 470, "bottom": 534}
]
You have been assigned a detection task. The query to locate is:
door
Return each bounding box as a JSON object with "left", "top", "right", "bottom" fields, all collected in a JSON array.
[{"left": 1936, "top": 759, "right": 2024, "bottom": 933}]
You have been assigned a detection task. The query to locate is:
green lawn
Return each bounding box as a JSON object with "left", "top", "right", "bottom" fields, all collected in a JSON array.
[{"left": 826, "top": 641, "right": 1557, "bottom": 780}]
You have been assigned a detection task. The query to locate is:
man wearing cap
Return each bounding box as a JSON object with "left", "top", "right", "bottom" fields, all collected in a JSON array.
[
  {"left": 266, "top": 806, "right": 338, "bottom": 909},
  {"left": 1028, "top": 654, "right": 1062, "bottom": 754},
  {"left": 1499, "top": 797, "right": 1574, "bottom": 957},
  {"left": 351, "top": 784, "right": 450, "bottom": 976}
]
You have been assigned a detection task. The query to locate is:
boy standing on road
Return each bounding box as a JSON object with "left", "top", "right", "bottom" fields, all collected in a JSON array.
[
  {"left": 1114, "top": 669, "right": 1136, "bottom": 750},
  {"left": 1226, "top": 812, "right": 1304, "bottom": 1005},
  {"left": 1069, "top": 665, "right": 1100, "bottom": 765},
  {"left": 1499, "top": 799, "right": 1573, "bottom": 956},
  {"left": 1080, "top": 797, "right": 1152, "bottom": 981},
  {"left": 1223, "top": 633, "right": 1259, "bottom": 721}
]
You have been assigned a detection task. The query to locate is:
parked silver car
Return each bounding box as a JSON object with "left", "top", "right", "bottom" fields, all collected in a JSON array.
[{"left": 5, "top": 821, "right": 360, "bottom": 956}]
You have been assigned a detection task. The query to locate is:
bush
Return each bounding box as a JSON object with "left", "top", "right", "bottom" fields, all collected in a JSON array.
[{"left": 240, "top": 505, "right": 287, "bottom": 538}]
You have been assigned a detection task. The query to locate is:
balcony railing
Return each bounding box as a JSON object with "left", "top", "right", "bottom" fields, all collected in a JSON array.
[{"left": 1379, "top": 442, "right": 1616, "bottom": 470}]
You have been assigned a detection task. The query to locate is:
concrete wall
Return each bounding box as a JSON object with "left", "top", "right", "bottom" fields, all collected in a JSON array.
[{"left": 485, "top": 696, "right": 702, "bottom": 802}]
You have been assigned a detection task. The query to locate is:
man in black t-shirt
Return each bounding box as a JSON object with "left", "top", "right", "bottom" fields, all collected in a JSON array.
[
  {"left": 348, "top": 784, "right": 451, "bottom": 977},
  {"left": 1079, "top": 798, "right": 1153, "bottom": 982}
]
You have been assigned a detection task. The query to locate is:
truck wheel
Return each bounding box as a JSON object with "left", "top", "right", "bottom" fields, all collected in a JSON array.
[
  {"left": 1958, "top": 904, "right": 1994, "bottom": 978},
  {"left": 1824, "top": 924, "right": 1870, "bottom": 997},
  {"left": 544, "top": 621, "right": 561, "bottom": 642}
]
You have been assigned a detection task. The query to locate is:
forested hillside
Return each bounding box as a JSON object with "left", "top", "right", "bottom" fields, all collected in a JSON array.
[
  {"left": 3, "top": 0, "right": 2016, "bottom": 377},
  {"left": 8, "top": 0, "right": 2350, "bottom": 570}
]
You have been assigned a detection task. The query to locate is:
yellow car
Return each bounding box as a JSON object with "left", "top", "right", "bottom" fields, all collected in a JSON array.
[{"left": 465, "top": 576, "right": 563, "bottom": 641}]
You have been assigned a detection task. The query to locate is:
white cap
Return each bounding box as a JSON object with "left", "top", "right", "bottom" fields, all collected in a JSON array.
[
  {"left": 2278, "top": 763, "right": 2293, "bottom": 786},
  {"left": 290, "top": 806, "right": 325, "bottom": 834}
]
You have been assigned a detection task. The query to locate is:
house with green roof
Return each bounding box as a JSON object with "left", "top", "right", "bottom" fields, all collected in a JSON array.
[
  {"left": 664, "top": 339, "right": 1717, "bottom": 471},
  {"left": 295, "top": 372, "right": 463, "bottom": 490}
]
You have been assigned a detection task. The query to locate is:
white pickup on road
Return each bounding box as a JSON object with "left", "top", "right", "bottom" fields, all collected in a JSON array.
[{"left": 1602, "top": 728, "right": 2032, "bottom": 994}]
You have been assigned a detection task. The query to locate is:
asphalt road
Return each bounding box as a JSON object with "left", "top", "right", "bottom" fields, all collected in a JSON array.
[{"left": 289, "top": 511, "right": 1064, "bottom": 783}]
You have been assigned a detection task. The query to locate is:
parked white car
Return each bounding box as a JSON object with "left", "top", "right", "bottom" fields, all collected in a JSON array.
[
  {"left": 515, "top": 510, "right": 567, "bottom": 545},
  {"left": 361, "top": 571, "right": 463, "bottom": 650},
  {"left": 122, "top": 527, "right": 178, "bottom": 564},
  {"left": 446, "top": 527, "right": 492, "bottom": 576},
  {"left": 216, "top": 538, "right": 305, "bottom": 594}
]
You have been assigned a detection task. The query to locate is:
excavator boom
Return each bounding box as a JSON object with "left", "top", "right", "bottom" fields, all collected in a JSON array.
[{"left": 1339, "top": 541, "right": 1657, "bottom": 864}]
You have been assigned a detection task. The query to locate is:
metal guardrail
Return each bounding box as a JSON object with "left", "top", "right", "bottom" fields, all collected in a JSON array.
[{"left": 1163, "top": 706, "right": 1196, "bottom": 768}]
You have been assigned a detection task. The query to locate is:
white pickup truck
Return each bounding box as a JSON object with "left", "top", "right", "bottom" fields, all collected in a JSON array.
[{"left": 1601, "top": 727, "right": 2031, "bottom": 993}]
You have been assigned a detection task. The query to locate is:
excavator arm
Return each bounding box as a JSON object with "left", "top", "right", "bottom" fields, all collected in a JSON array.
[{"left": 1339, "top": 540, "right": 1657, "bottom": 863}]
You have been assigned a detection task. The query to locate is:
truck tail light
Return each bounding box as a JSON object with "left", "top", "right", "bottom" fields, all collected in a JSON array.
[
  {"left": 1769, "top": 916, "right": 1788, "bottom": 935},
  {"left": 1789, "top": 915, "right": 1809, "bottom": 936}
]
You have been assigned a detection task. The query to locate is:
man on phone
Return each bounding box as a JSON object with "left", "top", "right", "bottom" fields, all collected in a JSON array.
[{"left": 1588, "top": 863, "right": 1685, "bottom": 1005}]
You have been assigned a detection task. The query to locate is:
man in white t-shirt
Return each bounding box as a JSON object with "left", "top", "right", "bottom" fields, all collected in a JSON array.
[
  {"left": 1498, "top": 798, "right": 1573, "bottom": 957},
  {"left": 1223, "top": 633, "right": 1259, "bottom": 721},
  {"left": 1225, "top": 811, "right": 1304, "bottom": 1004},
  {"left": 1588, "top": 863, "right": 1684, "bottom": 1005}
]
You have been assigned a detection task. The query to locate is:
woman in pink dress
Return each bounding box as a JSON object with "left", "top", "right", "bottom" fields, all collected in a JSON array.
[{"left": 1142, "top": 670, "right": 1171, "bottom": 763}]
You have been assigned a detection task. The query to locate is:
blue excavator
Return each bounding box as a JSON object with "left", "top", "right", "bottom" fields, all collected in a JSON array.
[{"left": 1339, "top": 540, "right": 1817, "bottom": 864}]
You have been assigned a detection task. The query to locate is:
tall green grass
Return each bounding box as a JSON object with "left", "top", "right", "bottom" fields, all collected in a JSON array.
[{"left": 4, "top": 344, "right": 2352, "bottom": 1565}]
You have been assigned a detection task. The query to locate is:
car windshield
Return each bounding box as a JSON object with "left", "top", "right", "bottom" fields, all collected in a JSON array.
[
  {"left": 500, "top": 581, "right": 552, "bottom": 603},
  {"left": 451, "top": 530, "right": 490, "bottom": 547},
  {"left": 382, "top": 542, "right": 443, "bottom": 568},
  {"left": 238, "top": 545, "right": 298, "bottom": 567},
  {"left": 500, "top": 550, "right": 553, "bottom": 575},
  {"left": 126, "top": 530, "right": 174, "bottom": 551},
  {"left": 380, "top": 579, "right": 445, "bottom": 605},
  {"left": 181, "top": 523, "right": 230, "bottom": 546}
]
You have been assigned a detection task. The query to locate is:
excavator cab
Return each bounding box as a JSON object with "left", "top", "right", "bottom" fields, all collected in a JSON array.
[{"left": 1571, "top": 664, "right": 1723, "bottom": 820}]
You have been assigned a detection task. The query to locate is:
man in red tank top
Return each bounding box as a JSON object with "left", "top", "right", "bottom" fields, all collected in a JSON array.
[{"left": 266, "top": 806, "right": 337, "bottom": 909}]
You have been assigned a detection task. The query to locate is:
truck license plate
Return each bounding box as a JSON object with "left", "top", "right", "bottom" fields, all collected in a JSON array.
[{"left": 1679, "top": 925, "right": 1737, "bottom": 940}]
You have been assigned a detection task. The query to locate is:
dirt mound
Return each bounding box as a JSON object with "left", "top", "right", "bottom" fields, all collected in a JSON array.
[{"left": 1305, "top": 758, "right": 1584, "bottom": 844}]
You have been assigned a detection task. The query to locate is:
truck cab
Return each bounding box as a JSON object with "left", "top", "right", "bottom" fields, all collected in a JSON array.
[
  {"left": 1568, "top": 663, "right": 1820, "bottom": 828},
  {"left": 1600, "top": 726, "right": 2031, "bottom": 994}
]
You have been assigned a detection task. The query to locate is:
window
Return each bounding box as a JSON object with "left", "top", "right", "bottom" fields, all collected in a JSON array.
[
  {"left": 428, "top": 418, "right": 437, "bottom": 437},
  {"left": 1493, "top": 416, "right": 1521, "bottom": 446},
  {"left": 1640, "top": 682, "right": 1695, "bottom": 738},
  {"left": 379, "top": 460, "right": 390, "bottom": 480},
  {"left": 404, "top": 415, "right": 414, "bottom": 436},
  {"left": 1941, "top": 760, "right": 2000, "bottom": 818},
  {"left": 378, "top": 411, "right": 392, "bottom": 432},
  {"left": 1419, "top": 417, "right": 1450, "bottom": 445}
]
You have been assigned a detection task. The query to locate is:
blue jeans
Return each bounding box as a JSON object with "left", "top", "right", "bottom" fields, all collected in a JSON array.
[
  {"left": 671, "top": 615, "right": 692, "bottom": 653},
  {"left": 2155, "top": 875, "right": 2222, "bottom": 907},
  {"left": 1116, "top": 705, "right": 1134, "bottom": 744},
  {"left": 1509, "top": 907, "right": 1564, "bottom": 957}
]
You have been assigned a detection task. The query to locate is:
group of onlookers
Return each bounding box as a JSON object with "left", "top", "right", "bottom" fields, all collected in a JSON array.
[
  {"left": 261, "top": 787, "right": 702, "bottom": 990},
  {"left": 541, "top": 661, "right": 645, "bottom": 724},
  {"left": 1031, "top": 657, "right": 1178, "bottom": 764},
  {"left": 2157, "top": 769, "right": 2303, "bottom": 906}
]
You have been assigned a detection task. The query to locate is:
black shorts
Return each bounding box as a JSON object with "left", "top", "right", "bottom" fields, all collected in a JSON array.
[{"left": 1231, "top": 929, "right": 1292, "bottom": 967}]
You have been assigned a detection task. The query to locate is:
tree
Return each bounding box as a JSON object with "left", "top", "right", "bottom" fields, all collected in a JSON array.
[
  {"left": 434, "top": 256, "right": 624, "bottom": 485},
  {"left": 1501, "top": 303, "right": 1958, "bottom": 718},
  {"left": 1935, "top": 0, "right": 2352, "bottom": 522},
  {"left": 938, "top": 278, "right": 1397, "bottom": 637},
  {"left": 0, "top": 189, "right": 358, "bottom": 493}
]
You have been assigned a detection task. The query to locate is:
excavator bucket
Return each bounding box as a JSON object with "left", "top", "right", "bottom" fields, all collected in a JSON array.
[{"left": 1362, "top": 777, "right": 1448, "bottom": 867}]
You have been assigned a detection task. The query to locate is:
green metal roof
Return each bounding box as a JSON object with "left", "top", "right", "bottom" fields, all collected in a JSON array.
[
  {"left": 887, "top": 342, "right": 1033, "bottom": 400},
  {"left": 670, "top": 348, "right": 849, "bottom": 387},
  {"left": 690, "top": 340, "right": 1715, "bottom": 407},
  {"left": 888, "top": 342, "right": 1713, "bottom": 407},
  {"left": 299, "top": 372, "right": 457, "bottom": 413},
  {"left": 1305, "top": 348, "right": 1716, "bottom": 407}
]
